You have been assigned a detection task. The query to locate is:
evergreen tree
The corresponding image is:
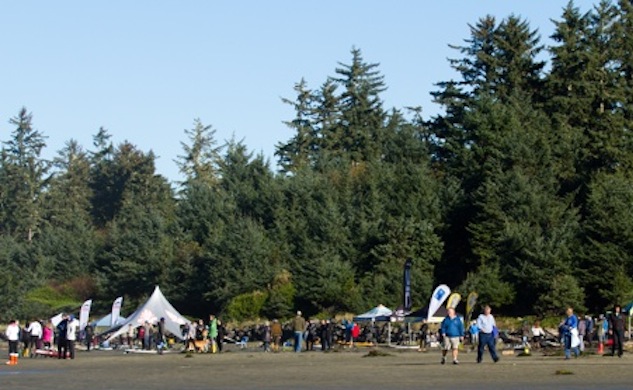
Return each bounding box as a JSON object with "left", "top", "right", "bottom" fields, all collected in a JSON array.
[
  {"left": 95, "top": 141, "right": 177, "bottom": 301},
  {"left": 329, "top": 48, "right": 387, "bottom": 162},
  {"left": 38, "top": 140, "right": 98, "bottom": 279},
  {"left": 276, "top": 79, "right": 319, "bottom": 173},
  {"left": 0, "top": 108, "right": 48, "bottom": 241},
  {"left": 580, "top": 170, "right": 633, "bottom": 310},
  {"left": 176, "top": 118, "right": 222, "bottom": 187}
]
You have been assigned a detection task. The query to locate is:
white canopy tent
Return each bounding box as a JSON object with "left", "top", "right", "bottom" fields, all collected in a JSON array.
[
  {"left": 91, "top": 313, "right": 128, "bottom": 328},
  {"left": 353, "top": 304, "right": 393, "bottom": 322},
  {"left": 102, "top": 286, "right": 189, "bottom": 342}
]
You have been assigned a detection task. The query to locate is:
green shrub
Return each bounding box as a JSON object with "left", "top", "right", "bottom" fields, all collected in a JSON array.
[{"left": 225, "top": 290, "right": 268, "bottom": 322}]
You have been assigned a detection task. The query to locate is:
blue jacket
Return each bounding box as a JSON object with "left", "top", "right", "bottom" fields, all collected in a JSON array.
[
  {"left": 562, "top": 314, "right": 578, "bottom": 335},
  {"left": 441, "top": 316, "right": 464, "bottom": 337}
]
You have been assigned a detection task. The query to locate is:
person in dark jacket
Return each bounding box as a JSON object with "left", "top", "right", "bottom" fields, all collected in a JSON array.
[
  {"left": 608, "top": 304, "right": 626, "bottom": 357},
  {"left": 56, "top": 314, "right": 69, "bottom": 359},
  {"left": 216, "top": 319, "right": 225, "bottom": 353},
  {"left": 319, "top": 320, "right": 330, "bottom": 351},
  {"left": 84, "top": 323, "right": 94, "bottom": 352}
]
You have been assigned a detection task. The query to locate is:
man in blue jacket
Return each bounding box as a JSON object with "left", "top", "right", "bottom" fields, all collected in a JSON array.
[{"left": 440, "top": 307, "right": 464, "bottom": 365}]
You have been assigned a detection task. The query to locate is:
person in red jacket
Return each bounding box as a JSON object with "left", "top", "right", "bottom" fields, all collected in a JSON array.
[{"left": 351, "top": 321, "right": 360, "bottom": 347}]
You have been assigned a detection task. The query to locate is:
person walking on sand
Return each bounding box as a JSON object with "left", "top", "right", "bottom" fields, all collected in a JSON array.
[
  {"left": 476, "top": 305, "right": 499, "bottom": 363},
  {"left": 440, "top": 307, "right": 464, "bottom": 365},
  {"left": 292, "top": 311, "right": 306, "bottom": 353},
  {"left": 562, "top": 307, "right": 580, "bottom": 360}
]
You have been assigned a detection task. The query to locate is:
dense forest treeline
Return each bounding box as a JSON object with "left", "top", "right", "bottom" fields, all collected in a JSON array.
[{"left": 2, "top": 1, "right": 633, "bottom": 322}]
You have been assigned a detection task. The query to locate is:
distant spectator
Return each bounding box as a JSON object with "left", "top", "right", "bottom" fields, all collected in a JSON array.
[
  {"left": 26, "top": 319, "right": 43, "bottom": 357},
  {"left": 531, "top": 320, "right": 544, "bottom": 347},
  {"left": 42, "top": 322, "right": 53, "bottom": 350},
  {"left": 468, "top": 320, "right": 479, "bottom": 349},
  {"left": 216, "top": 319, "right": 225, "bottom": 353},
  {"left": 262, "top": 321, "right": 272, "bottom": 352},
  {"left": 84, "top": 323, "right": 94, "bottom": 352},
  {"left": 66, "top": 315, "right": 80, "bottom": 359},
  {"left": 57, "top": 314, "right": 69, "bottom": 359},
  {"left": 291, "top": 311, "right": 306, "bottom": 353},
  {"left": 5, "top": 320, "right": 20, "bottom": 363},
  {"left": 608, "top": 305, "right": 625, "bottom": 358},
  {"left": 577, "top": 314, "right": 586, "bottom": 352},
  {"left": 271, "top": 319, "right": 283, "bottom": 352}
]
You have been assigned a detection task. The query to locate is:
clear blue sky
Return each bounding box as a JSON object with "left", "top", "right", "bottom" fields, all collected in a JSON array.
[{"left": 0, "top": 0, "right": 596, "bottom": 184}]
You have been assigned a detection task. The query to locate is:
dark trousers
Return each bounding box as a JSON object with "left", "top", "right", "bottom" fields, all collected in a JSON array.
[
  {"left": 216, "top": 336, "right": 223, "bottom": 352},
  {"left": 67, "top": 340, "right": 75, "bottom": 359},
  {"left": 29, "top": 336, "right": 40, "bottom": 356},
  {"left": 57, "top": 339, "right": 67, "bottom": 359},
  {"left": 612, "top": 329, "right": 624, "bottom": 356},
  {"left": 477, "top": 332, "right": 498, "bottom": 362},
  {"left": 8, "top": 340, "right": 18, "bottom": 355},
  {"left": 321, "top": 335, "right": 330, "bottom": 351}
]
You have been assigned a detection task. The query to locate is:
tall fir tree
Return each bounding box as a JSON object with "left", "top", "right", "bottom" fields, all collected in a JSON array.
[{"left": 0, "top": 108, "right": 48, "bottom": 241}]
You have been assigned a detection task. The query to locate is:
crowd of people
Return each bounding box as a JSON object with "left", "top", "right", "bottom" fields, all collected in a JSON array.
[
  {"left": 4, "top": 304, "right": 630, "bottom": 365},
  {"left": 3, "top": 314, "right": 81, "bottom": 364}
]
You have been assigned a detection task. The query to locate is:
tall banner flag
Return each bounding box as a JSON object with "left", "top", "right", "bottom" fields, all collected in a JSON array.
[
  {"left": 79, "top": 299, "right": 92, "bottom": 331},
  {"left": 51, "top": 313, "right": 64, "bottom": 327},
  {"left": 111, "top": 296, "right": 123, "bottom": 327},
  {"left": 427, "top": 284, "right": 451, "bottom": 320},
  {"left": 403, "top": 258, "right": 412, "bottom": 312},
  {"left": 466, "top": 291, "right": 478, "bottom": 323},
  {"left": 446, "top": 292, "right": 461, "bottom": 309}
]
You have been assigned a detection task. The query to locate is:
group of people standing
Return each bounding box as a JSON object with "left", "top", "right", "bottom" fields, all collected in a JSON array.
[
  {"left": 181, "top": 314, "right": 224, "bottom": 353},
  {"left": 561, "top": 305, "right": 627, "bottom": 359},
  {"left": 287, "top": 311, "right": 343, "bottom": 353},
  {"left": 4, "top": 315, "right": 81, "bottom": 364}
]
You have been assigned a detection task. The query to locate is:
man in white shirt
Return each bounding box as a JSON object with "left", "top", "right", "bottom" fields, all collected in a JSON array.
[
  {"left": 66, "top": 315, "right": 80, "bottom": 359},
  {"left": 476, "top": 305, "right": 500, "bottom": 363},
  {"left": 26, "top": 319, "right": 43, "bottom": 357}
]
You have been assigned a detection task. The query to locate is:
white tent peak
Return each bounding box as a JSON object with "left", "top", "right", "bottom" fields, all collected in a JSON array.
[
  {"left": 354, "top": 305, "right": 394, "bottom": 321},
  {"left": 104, "top": 286, "right": 188, "bottom": 341}
]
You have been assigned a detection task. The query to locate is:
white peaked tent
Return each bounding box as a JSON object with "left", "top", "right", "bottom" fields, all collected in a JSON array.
[
  {"left": 91, "top": 313, "right": 128, "bottom": 328},
  {"left": 104, "top": 286, "right": 188, "bottom": 341},
  {"left": 353, "top": 305, "right": 393, "bottom": 322}
]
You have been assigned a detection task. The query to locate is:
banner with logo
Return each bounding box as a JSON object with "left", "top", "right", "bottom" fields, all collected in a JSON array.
[
  {"left": 446, "top": 292, "right": 461, "bottom": 309},
  {"left": 111, "top": 296, "right": 123, "bottom": 327},
  {"left": 403, "top": 259, "right": 412, "bottom": 312},
  {"left": 466, "top": 291, "right": 478, "bottom": 323},
  {"left": 427, "top": 284, "right": 450, "bottom": 320},
  {"left": 79, "top": 299, "right": 92, "bottom": 331}
]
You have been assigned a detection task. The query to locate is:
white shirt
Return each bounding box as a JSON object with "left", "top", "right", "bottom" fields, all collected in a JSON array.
[
  {"left": 67, "top": 319, "right": 80, "bottom": 341},
  {"left": 531, "top": 326, "right": 544, "bottom": 337},
  {"left": 27, "top": 321, "right": 43, "bottom": 338},
  {"left": 5, "top": 323, "right": 20, "bottom": 341}
]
